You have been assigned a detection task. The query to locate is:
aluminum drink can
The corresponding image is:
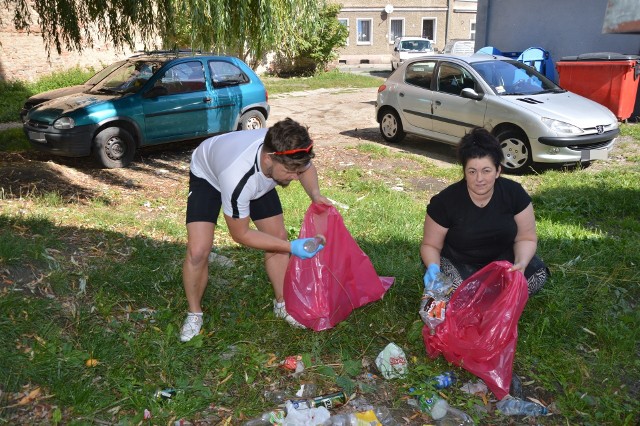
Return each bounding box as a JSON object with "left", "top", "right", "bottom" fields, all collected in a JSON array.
[{"left": 310, "top": 391, "right": 347, "bottom": 409}]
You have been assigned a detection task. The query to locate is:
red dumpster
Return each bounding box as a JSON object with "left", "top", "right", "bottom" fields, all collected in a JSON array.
[{"left": 556, "top": 52, "right": 640, "bottom": 121}]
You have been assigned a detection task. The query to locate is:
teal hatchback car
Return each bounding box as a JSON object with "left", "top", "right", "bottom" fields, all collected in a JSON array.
[{"left": 23, "top": 52, "right": 270, "bottom": 168}]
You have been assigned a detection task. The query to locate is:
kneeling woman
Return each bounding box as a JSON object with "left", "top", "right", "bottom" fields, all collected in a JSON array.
[{"left": 420, "top": 127, "right": 548, "bottom": 295}]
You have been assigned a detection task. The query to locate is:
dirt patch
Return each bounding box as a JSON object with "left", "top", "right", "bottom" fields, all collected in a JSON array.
[{"left": 0, "top": 88, "right": 456, "bottom": 206}]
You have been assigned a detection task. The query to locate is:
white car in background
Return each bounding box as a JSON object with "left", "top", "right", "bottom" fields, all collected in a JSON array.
[
  {"left": 391, "top": 37, "right": 434, "bottom": 71},
  {"left": 376, "top": 54, "right": 620, "bottom": 173},
  {"left": 443, "top": 39, "right": 475, "bottom": 56}
]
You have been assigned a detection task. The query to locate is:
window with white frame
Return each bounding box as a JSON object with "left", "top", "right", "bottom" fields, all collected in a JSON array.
[
  {"left": 422, "top": 18, "right": 436, "bottom": 42},
  {"left": 338, "top": 18, "right": 349, "bottom": 46},
  {"left": 357, "top": 19, "right": 372, "bottom": 44},
  {"left": 470, "top": 20, "right": 476, "bottom": 40},
  {"left": 390, "top": 18, "right": 404, "bottom": 43}
]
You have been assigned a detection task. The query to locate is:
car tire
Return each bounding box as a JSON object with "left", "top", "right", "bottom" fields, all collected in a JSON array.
[
  {"left": 497, "top": 129, "right": 532, "bottom": 173},
  {"left": 92, "top": 127, "right": 136, "bottom": 169},
  {"left": 239, "top": 110, "right": 266, "bottom": 130},
  {"left": 391, "top": 61, "right": 396, "bottom": 71},
  {"left": 379, "top": 109, "right": 406, "bottom": 143}
]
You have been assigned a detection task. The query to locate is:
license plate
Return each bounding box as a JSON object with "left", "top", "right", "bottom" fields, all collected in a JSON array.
[
  {"left": 28, "top": 131, "right": 46, "bottom": 143},
  {"left": 589, "top": 149, "right": 609, "bottom": 161}
]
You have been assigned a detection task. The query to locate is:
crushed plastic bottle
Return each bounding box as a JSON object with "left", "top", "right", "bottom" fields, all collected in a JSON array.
[
  {"left": 264, "top": 389, "right": 287, "bottom": 404},
  {"left": 496, "top": 396, "right": 548, "bottom": 416},
  {"left": 242, "top": 409, "right": 285, "bottom": 426},
  {"left": 435, "top": 406, "right": 475, "bottom": 426},
  {"left": 303, "top": 234, "right": 326, "bottom": 253},
  {"left": 413, "top": 393, "right": 449, "bottom": 420},
  {"left": 431, "top": 371, "right": 457, "bottom": 389}
]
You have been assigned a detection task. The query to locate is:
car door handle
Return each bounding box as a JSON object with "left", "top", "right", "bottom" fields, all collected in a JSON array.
[
  {"left": 399, "top": 92, "right": 404, "bottom": 97},
  {"left": 203, "top": 97, "right": 212, "bottom": 102},
  {"left": 435, "top": 100, "right": 442, "bottom": 106}
]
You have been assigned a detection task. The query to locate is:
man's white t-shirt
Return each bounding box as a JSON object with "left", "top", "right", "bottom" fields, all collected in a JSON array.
[{"left": 190, "top": 129, "right": 276, "bottom": 219}]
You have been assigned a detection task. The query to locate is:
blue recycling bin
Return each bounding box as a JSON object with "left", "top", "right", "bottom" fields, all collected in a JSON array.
[
  {"left": 517, "top": 47, "right": 557, "bottom": 82},
  {"left": 476, "top": 46, "right": 503, "bottom": 55}
]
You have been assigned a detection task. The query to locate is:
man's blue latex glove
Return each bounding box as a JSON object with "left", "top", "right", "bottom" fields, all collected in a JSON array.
[
  {"left": 423, "top": 263, "right": 440, "bottom": 288},
  {"left": 290, "top": 238, "right": 324, "bottom": 259}
]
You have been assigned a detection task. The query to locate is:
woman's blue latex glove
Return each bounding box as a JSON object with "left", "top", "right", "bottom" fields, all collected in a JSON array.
[
  {"left": 290, "top": 238, "right": 324, "bottom": 259},
  {"left": 423, "top": 263, "right": 441, "bottom": 287}
]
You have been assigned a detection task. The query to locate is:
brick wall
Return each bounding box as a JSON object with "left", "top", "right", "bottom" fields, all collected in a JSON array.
[{"left": 0, "top": 8, "right": 141, "bottom": 83}]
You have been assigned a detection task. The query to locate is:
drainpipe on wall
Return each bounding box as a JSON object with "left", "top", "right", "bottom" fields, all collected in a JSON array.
[{"left": 445, "top": 0, "right": 452, "bottom": 47}]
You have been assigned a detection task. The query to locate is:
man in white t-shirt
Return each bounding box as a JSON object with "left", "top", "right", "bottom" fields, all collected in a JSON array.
[{"left": 180, "top": 118, "right": 332, "bottom": 342}]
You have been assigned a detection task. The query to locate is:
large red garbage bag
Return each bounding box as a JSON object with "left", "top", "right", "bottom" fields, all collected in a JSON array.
[
  {"left": 423, "top": 261, "right": 528, "bottom": 399},
  {"left": 284, "top": 203, "right": 394, "bottom": 331}
]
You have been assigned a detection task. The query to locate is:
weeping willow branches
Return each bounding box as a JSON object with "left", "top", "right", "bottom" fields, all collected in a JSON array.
[{"left": 2, "top": 0, "right": 321, "bottom": 62}]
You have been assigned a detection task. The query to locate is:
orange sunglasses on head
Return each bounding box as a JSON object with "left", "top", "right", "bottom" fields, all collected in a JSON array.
[{"left": 270, "top": 142, "right": 314, "bottom": 156}]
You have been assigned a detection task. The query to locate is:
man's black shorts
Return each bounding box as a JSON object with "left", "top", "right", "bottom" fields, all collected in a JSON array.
[{"left": 186, "top": 172, "right": 283, "bottom": 224}]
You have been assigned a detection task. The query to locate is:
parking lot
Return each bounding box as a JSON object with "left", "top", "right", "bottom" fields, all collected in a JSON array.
[{"left": 269, "top": 85, "right": 459, "bottom": 168}]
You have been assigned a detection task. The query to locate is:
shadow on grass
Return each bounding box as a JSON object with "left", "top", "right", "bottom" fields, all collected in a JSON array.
[
  {"left": 1, "top": 170, "right": 638, "bottom": 424},
  {"left": 0, "top": 139, "right": 202, "bottom": 202},
  {"left": 0, "top": 212, "right": 425, "bottom": 424}
]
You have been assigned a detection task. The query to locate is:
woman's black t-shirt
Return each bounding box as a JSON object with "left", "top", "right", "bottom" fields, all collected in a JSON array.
[{"left": 427, "top": 177, "right": 531, "bottom": 265}]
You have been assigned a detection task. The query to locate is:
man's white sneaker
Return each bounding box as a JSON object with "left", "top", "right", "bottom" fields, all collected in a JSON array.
[
  {"left": 273, "top": 299, "right": 305, "bottom": 329},
  {"left": 180, "top": 313, "right": 203, "bottom": 342}
]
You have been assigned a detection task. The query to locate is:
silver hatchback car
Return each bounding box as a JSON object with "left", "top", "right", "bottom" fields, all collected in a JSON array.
[{"left": 376, "top": 54, "right": 620, "bottom": 173}]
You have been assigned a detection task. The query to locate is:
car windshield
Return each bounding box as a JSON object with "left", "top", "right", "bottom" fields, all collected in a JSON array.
[
  {"left": 471, "top": 60, "right": 563, "bottom": 95},
  {"left": 400, "top": 40, "right": 432, "bottom": 52},
  {"left": 85, "top": 61, "right": 125, "bottom": 85},
  {"left": 91, "top": 60, "right": 165, "bottom": 94}
]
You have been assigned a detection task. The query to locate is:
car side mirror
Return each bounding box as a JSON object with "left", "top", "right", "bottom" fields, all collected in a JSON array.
[
  {"left": 144, "top": 86, "right": 169, "bottom": 98},
  {"left": 394, "top": 47, "right": 399, "bottom": 52},
  {"left": 461, "top": 88, "right": 484, "bottom": 100}
]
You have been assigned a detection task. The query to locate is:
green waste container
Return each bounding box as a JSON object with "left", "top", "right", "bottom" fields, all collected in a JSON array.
[{"left": 556, "top": 52, "right": 640, "bottom": 121}]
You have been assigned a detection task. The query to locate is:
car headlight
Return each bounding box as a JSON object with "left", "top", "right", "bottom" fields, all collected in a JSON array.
[
  {"left": 53, "top": 117, "right": 75, "bottom": 129},
  {"left": 541, "top": 117, "right": 583, "bottom": 135}
]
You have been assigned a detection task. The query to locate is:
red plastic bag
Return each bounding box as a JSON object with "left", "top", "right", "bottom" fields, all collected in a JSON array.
[
  {"left": 423, "top": 261, "right": 528, "bottom": 399},
  {"left": 284, "top": 203, "right": 394, "bottom": 331}
]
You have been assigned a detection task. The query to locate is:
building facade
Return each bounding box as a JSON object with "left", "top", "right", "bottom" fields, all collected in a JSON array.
[{"left": 335, "top": 0, "right": 477, "bottom": 65}]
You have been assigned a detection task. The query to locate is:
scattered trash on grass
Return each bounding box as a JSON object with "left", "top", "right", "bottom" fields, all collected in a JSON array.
[
  {"left": 280, "top": 355, "right": 305, "bottom": 377},
  {"left": 460, "top": 380, "right": 488, "bottom": 395},
  {"left": 496, "top": 396, "right": 548, "bottom": 416},
  {"left": 155, "top": 388, "right": 177, "bottom": 401},
  {"left": 375, "top": 343, "right": 408, "bottom": 379},
  {"left": 295, "top": 383, "right": 318, "bottom": 398},
  {"left": 208, "top": 251, "right": 234, "bottom": 267},
  {"left": 283, "top": 400, "right": 330, "bottom": 425}
]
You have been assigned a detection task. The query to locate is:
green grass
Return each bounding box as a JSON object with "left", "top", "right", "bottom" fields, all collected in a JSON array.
[
  {"left": 263, "top": 69, "right": 383, "bottom": 94},
  {"left": 0, "top": 69, "right": 639, "bottom": 425},
  {"left": 0, "top": 67, "right": 96, "bottom": 123},
  {"left": 1, "top": 146, "right": 638, "bottom": 425}
]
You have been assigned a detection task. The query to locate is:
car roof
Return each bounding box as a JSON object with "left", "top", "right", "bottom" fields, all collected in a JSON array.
[
  {"left": 127, "top": 51, "right": 238, "bottom": 62},
  {"left": 403, "top": 53, "right": 513, "bottom": 64},
  {"left": 395, "top": 37, "right": 432, "bottom": 41}
]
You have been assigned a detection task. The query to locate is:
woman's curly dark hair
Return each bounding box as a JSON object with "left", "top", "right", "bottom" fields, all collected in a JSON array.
[{"left": 457, "top": 127, "right": 504, "bottom": 169}]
